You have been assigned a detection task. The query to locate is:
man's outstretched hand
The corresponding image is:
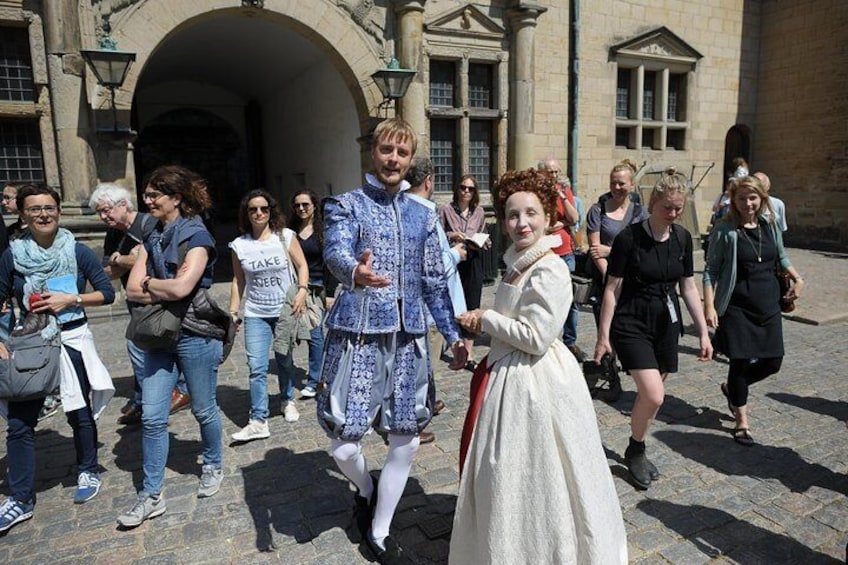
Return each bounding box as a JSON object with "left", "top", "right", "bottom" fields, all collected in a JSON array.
[{"left": 353, "top": 249, "right": 391, "bottom": 288}]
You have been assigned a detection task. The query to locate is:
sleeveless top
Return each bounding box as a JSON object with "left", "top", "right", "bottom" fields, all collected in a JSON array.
[{"left": 229, "top": 229, "right": 295, "bottom": 318}]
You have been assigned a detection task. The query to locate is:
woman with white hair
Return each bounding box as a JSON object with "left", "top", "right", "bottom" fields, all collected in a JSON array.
[{"left": 89, "top": 184, "right": 189, "bottom": 425}]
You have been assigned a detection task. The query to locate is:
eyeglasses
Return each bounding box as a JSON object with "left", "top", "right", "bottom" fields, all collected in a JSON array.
[
  {"left": 459, "top": 185, "right": 476, "bottom": 192},
  {"left": 142, "top": 190, "right": 166, "bottom": 202},
  {"left": 248, "top": 205, "right": 270, "bottom": 214},
  {"left": 96, "top": 205, "right": 114, "bottom": 216},
  {"left": 293, "top": 202, "right": 312, "bottom": 210},
  {"left": 24, "top": 205, "right": 59, "bottom": 216},
  {"left": 1, "top": 195, "right": 14, "bottom": 201}
]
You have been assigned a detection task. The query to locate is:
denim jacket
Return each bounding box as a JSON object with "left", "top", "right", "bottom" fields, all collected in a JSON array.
[{"left": 323, "top": 176, "right": 461, "bottom": 343}]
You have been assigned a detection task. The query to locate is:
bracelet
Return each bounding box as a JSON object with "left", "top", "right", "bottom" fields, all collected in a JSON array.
[
  {"left": 141, "top": 277, "right": 151, "bottom": 293},
  {"left": 297, "top": 285, "right": 308, "bottom": 290}
]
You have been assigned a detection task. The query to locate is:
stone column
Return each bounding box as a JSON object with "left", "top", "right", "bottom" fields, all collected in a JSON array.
[
  {"left": 394, "top": 0, "right": 428, "bottom": 153},
  {"left": 506, "top": 4, "right": 546, "bottom": 170},
  {"left": 42, "top": 0, "right": 96, "bottom": 211}
]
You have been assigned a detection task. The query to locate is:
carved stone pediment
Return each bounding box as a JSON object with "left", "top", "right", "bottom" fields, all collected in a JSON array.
[
  {"left": 610, "top": 26, "right": 702, "bottom": 69},
  {"left": 425, "top": 4, "right": 505, "bottom": 40}
]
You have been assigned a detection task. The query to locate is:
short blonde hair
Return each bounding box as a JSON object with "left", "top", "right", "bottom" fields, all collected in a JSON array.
[{"left": 372, "top": 118, "right": 417, "bottom": 155}]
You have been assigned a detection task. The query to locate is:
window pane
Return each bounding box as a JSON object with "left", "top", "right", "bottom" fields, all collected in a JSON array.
[
  {"left": 469, "top": 120, "right": 493, "bottom": 190},
  {"left": 0, "top": 119, "right": 45, "bottom": 184},
  {"left": 667, "top": 129, "right": 685, "bottom": 150},
  {"left": 667, "top": 73, "right": 685, "bottom": 121},
  {"left": 429, "top": 60, "right": 455, "bottom": 107},
  {"left": 615, "top": 127, "right": 632, "bottom": 148},
  {"left": 616, "top": 69, "right": 631, "bottom": 119},
  {"left": 642, "top": 71, "right": 656, "bottom": 120},
  {"left": 431, "top": 120, "right": 456, "bottom": 193},
  {"left": 468, "top": 63, "right": 493, "bottom": 109},
  {"left": 0, "top": 28, "right": 35, "bottom": 102},
  {"left": 641, "top": 128, "right": 655, "bottom": 149}
]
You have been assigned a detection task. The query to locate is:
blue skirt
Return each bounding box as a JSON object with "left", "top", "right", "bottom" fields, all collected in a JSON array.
[{"left": 317, "top": 330, "right": 435, "bottom": 441}]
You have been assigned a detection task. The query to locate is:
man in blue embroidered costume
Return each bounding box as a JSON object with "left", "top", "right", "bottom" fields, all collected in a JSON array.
[{"left": 317, "top": 118, "right": 466, "bottom": 562}]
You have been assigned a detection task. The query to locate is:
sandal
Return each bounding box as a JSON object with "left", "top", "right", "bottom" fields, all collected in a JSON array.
[
  {"left": 720, "top": 383, "right": 735, "bottom": 417},
  {"left": 733, "top": 427, "right": 754, "bottom": 446},
  {"left": 464, "top": 360, "right": 478, "bottom": 372}
]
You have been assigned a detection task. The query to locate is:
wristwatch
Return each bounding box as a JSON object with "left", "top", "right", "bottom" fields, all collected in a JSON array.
[{"left": 75, "top": 295, "right": 83, "bottom": 306}]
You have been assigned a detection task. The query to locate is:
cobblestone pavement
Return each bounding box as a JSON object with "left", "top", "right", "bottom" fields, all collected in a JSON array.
[{"left": 1, "top": 250, "right": 846, "bottom": 564}]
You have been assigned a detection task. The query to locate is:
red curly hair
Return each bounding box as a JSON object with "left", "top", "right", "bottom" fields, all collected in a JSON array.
[{"left": 493, "top": 168, "right": 559, "bottom": 223}]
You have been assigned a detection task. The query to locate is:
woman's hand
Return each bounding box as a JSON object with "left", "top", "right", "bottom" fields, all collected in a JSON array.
[
  {"left": 790, "top": 278, "right": 805, "bottom": 301},
  {"left": 31, "top": 292, "right": 76, "bottom": 314},
  {"left": 697, "top": 334, "right": 714, "bottom": 362},
  {"left": 292, "top": 288, "right": 307, "bottom": 315},
  {"left": 704, "top": 304, "right": 718, "bottom": 329},
  {"left": 589, "top": 243, "right": 611, "bottom": 260},
  {"left": 0, "top": 342, "right": 9, "bottom": 360},
  {"left": 593, "top": 337, "right": 613, "bottom": 365},
  {"left": 457, "top": 309, "right": 485, "bottom": 335}
]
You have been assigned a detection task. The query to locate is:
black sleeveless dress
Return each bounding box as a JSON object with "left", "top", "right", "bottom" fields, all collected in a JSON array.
[{"left": 715, "top": 219, "right": 784, "bottom": 359}]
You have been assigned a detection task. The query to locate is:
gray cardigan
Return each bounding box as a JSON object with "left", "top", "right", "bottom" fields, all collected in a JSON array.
[{"left": 703, "top": 218, "right": 792, "bottom": 316}]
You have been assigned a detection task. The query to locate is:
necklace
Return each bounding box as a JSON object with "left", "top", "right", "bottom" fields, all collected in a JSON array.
[{"left": 740, "top": 223, "right": 762, "bottom": 262}]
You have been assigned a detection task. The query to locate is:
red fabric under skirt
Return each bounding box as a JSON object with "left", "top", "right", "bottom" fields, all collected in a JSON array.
[{"left": 459, "top": 356, "right": 491, "bottom": 477}]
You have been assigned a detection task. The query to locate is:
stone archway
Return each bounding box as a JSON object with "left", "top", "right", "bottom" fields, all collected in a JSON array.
[{"left": 98, "top": 1, "right": 386, "bottom": 198}]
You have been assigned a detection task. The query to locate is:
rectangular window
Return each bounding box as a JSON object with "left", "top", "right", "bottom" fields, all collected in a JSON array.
[
  {"left": 431, "top": 119, "right": 457, "bottom": 193},
  {"left": 0, "top": 119, "right": 45, "bottom": 184},
  {"left": 468, "top": 120, "right": 494, "bottom": 189},
  {"left": 468, "top": 63, "right": 493, "bottom": 109},
  {"left": 616, "top": 68, "right": 631, "bottom": 119},
  {"left": 666, "top": 129, "right": 685, "bottom": 150},
  {"left": 615, "top": 127, "right": 632, "bottom": 148},
  {"left": 667, "top": 73, "right": 685, "bottom": 121},
  {"left": 429, "top": 60, "right": 455, "bottom": 107},
  {"left": 641, "top": 128, "right": 655, "bottom": 149},
  {"left": 0, "top": 28, "right": 35, "bottom": 103},
  {"left": 642, "top": 71, "right": 656, "bottom": 120}
]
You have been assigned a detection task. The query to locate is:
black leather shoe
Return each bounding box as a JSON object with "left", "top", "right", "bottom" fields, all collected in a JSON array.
[
  {"left": 645, "top": 457, "right": 660, "bottom": 481},
  {"left": 351, "top": 476, "right": 378, "bottom": 542},
  {"left": 624, "top": 448, "right": 652, "bottom": 490},
  {"left": 366, "top": 531, "right": 411, "bottom": 564}
]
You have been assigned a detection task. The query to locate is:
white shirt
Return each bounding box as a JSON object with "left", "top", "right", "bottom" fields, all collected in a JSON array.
[{"left": 229, "top": 230, "right": 295, "bottom": 318}]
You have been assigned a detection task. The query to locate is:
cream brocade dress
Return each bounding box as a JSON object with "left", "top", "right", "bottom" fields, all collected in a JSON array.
[{"left": 449, "top": 235, "right": 628, "bottom": 565}]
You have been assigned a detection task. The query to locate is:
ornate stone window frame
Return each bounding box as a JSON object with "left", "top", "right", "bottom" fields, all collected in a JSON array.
[
  {"left": 610, "top": 26, "right": 702, "bottom": 151},
  {"left": 424, "top": 4, "right": 509, "bottom": 196}
]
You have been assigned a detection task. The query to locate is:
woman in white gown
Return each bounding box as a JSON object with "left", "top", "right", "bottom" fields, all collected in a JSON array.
[{"left": 451, "top": 168, "right": 627, "bottom": 565}]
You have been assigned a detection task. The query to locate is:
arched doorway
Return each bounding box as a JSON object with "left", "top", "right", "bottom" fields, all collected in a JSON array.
[
  {"left": 130, "top": 10, "right": 366, "bottom": 213},
  {"left": 723, "top": 124, "right": 752, "bottom": 180}
]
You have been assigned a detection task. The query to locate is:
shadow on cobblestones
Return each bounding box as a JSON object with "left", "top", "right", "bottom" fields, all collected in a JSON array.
[
  {"left": 638, "top": 499, "right": 843, "bottom": 563},
  {"left": 654, "top": 430, "right": 848, "bottom": 495},
  {"left": 767, "top": 393, "right": 848, "bottom": 423}
]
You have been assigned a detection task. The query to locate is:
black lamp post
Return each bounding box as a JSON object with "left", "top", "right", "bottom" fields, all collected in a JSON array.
[
  {"left": 80, "top": 23, "right": 136, "bottom": 133},
  {"left": 371, "top": 57, "right": 416, "bottom": 117}
]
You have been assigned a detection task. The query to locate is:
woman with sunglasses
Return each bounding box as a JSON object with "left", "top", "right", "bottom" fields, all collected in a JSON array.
[
  {"left": 289, "top": 189, "right": 336, "bottom": 399},
  {"left": 119, "top": 166, "right": 225, "bottom": 527},
  {"left": 228, "top": 189, "right": 309, "bottom": 442},
  {"left": 0, "top": 184, "right": 115, "bottom": 533},
  {"left": 440, "top": 175, "right": 489, "bottom": 369}
]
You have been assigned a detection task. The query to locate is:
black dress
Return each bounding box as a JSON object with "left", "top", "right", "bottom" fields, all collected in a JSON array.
[
  {"left": 608, "top": 221, "right": 694, "bottom": 374},
  {"left": 715, "top": 219, "right": 784, "bottom": 359}
]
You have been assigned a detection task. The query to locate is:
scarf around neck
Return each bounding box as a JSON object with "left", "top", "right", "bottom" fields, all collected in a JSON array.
[{"left": 10, "top": 228, "right": 78, "bottom": 338}]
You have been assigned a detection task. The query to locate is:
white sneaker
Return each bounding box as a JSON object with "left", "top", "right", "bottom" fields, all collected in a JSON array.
[
  {"left": 283, "top": 400, "right": 300, "bottom": 422},
  {"left": 300, "top": 386, "right": 317, "bottom": 398},
  {"left": 231, "top": 419, "right": 270, "bottom": 442}
]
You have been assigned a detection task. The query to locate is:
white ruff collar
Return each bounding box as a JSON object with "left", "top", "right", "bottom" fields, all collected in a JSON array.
[{"left": 502, "top": 234, "right": 560, "bottom": 280}]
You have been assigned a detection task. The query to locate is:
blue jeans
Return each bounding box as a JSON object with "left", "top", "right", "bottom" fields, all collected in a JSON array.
[
  {"left": 127, "top": 340, "right": 187, "bottom": 409},
  {"left": 244, "top": 316, "right": 296, "bottom": 422},
  {"left": 140, "top": 333, "right": 223, "bottom": 496},
  {"left": 305, "top": 325, "right": 325, "bottom": 390},
  {"left": 562, "top": 253, "right": 579, "bottom": 347},
  {"left": 6, "top": 346, "right": 98, "bottom": 503}
]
